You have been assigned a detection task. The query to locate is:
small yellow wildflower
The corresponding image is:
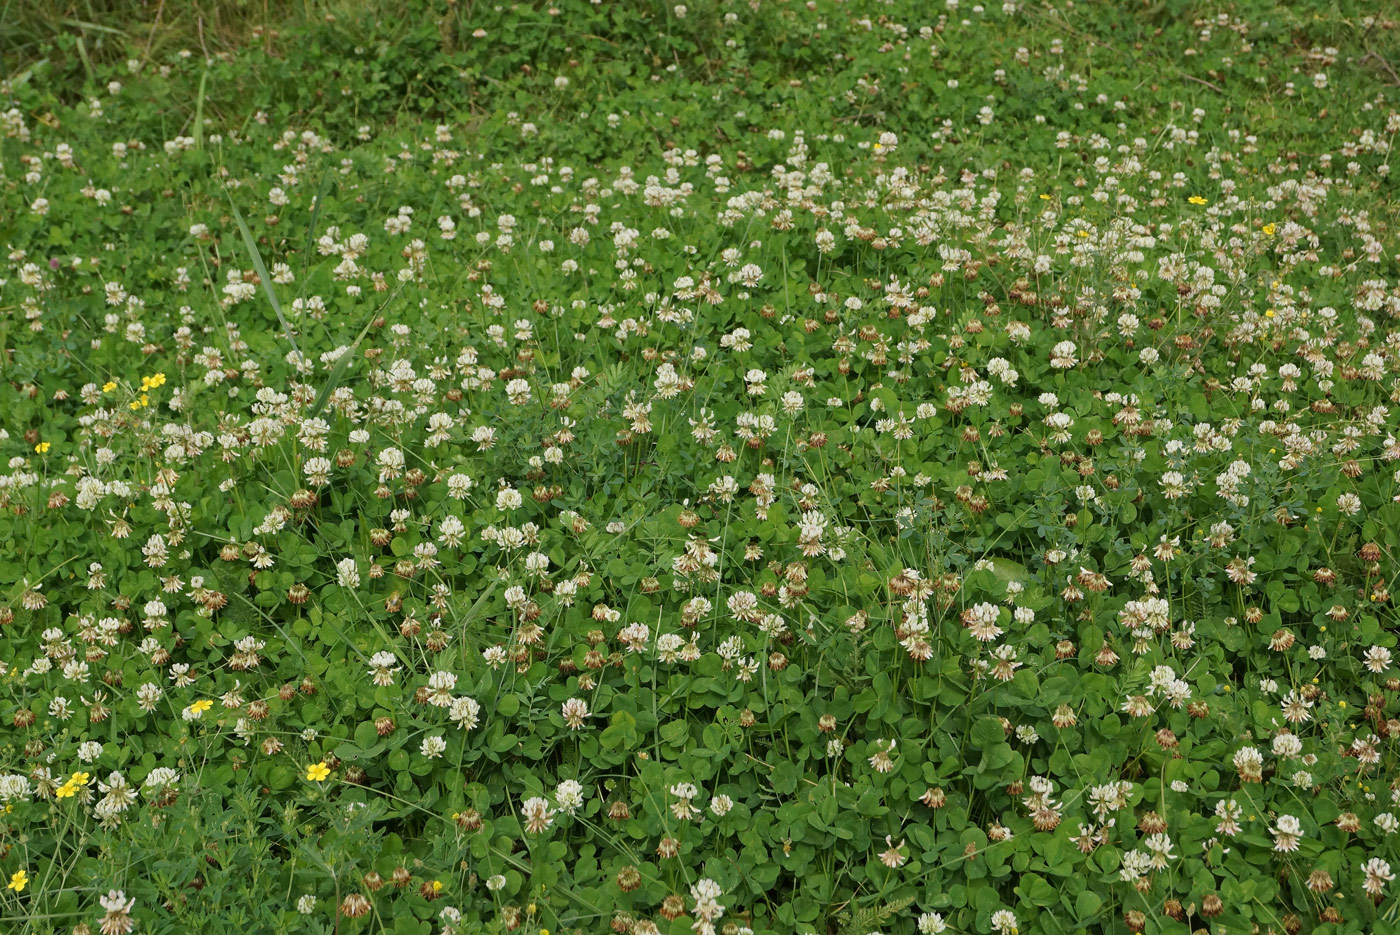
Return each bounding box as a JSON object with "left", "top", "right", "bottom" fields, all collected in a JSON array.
[
  {"left": 1039, "top": 193, "right": 1051, "bottom": 200},
  {"left": 102, "top": 381, "right": 117, "bottom": 392},
  {"left": 1264, "top": 309, "right": 1275, "bottom": 318},
  {"left": 432, "top": 880, "right": 443, "bottom": 893},
  {"left": 6, "top": 869, "right": 26, "bottom": 892},
  {"left": 1339, "top": 700, "right": 1348, "bottom": 709},
  {"left": 1188, "top": 195, "right": 1208, "bottom": 205},
  {"left": 1262, "top": 223, "right": 1276, "bottom": 235},
  {"left": 306, "top": 762, "right": 331, "bottom": 782},
  {"left": 34, "top": 442, "right": 50, "bottom": 454},
  {"left": 190, "top": 699, "right": 213, "bottom": 715}
]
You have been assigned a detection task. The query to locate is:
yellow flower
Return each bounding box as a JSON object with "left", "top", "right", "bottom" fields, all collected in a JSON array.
[
  {"left": 306, "top": 762, "right": 331, "bottom": 782},
  {"left": 1339, "top": 700, "right": 1348, "bottom": 708},
  {"left": 6, "top": 869, "right": 26, "bottom": 892},
  {"left": 190, "top": 699, "right": 213, "bottom": 715},
  {"left": 1188, "top": 195, "right": 1208, "bottom": 205},
  {"left": 1039, "top": 193, "right": 1051, "bottom": 200},
  {"left": 1264, "top": 309, "right": 1275, "bottom": 318},
  {"left": 102, "top": 381, "right": 117, "bottom": 392},
  {"left": 151, "top": 372, "right": 166, "bottom": 387},
  {"left": 1262, "top": 223, "right": 1276, "bottom": 235},
  {"left": 129, "top": 400, "right": 141, "bottom": 411},
  {"left": 432, "top": 880, "right": 443, "bottom": 893},
  {"left": 55, "top": 772, "right": 91, "bottom": 800},
  {"left": 34, "top": 442, "right": 50, "bottom": 454}
]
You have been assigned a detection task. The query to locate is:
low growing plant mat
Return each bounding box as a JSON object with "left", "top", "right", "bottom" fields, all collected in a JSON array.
[{"left": 1, "top": 1, "right": 1400, "bottom": 933}]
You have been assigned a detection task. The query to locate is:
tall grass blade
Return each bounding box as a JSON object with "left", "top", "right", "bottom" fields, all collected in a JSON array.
[
  {"left": 306, "top": 306, "right": 378, "bottom": 424},
  {"left": 226, "top": 194, "right": 301, "bottom": 359},
  {"left": 298, "top": 169, "right": 333, "bottom": 288},
  {"left": 193, "top": 68, "right": 208, "bottom": 150},
  {"left": 73, "top": 33, "right": 94, "bottom": 85}
]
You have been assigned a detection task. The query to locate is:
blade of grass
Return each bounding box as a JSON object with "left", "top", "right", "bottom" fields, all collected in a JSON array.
[
  {"left": 5, "top": 59, "right": 43, "bottom": 91},
  {"left": 305, "top": 275, "right": 409, "bottom": 423},
  {"left": 61, "top": 18, "right": 129, "bottom": 37},
  {"left": 73, "top": 34, "right": 95, "bottom": 86},
  {"left": 226, "top": 194, "right": 301, "bottom": 359},
  {"left": 194, "top": 67, "right": 209, "bottom": 151},
  {"left": 297, "top": 169, "right": 333, "bottom": 290},
  {"left": 140, "top": 0, "right": 167, "bottom": 70},
  {"left": 305, "top": 303, "right": 380, "bottom": 423}
]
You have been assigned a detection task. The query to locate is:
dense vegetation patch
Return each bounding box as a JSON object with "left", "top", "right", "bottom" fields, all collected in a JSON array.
[{"left": 2, "top": 2, "right": 1400, "bottom": 934}]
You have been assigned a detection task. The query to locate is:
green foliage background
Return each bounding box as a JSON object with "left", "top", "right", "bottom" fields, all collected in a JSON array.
[{"left": 1, "top": 2, "right": 1399, "bottom": 935}]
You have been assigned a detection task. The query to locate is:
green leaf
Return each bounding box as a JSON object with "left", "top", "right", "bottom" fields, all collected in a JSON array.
[
  {"left": 1075, "top": 890, "right": 1102, "bottom": 920},
  {"left": 970, "top": 717, "right": 1005, "bottom": 749},
  {"left": 600, "top": 711, "right": 639, "bottom": 751}
]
